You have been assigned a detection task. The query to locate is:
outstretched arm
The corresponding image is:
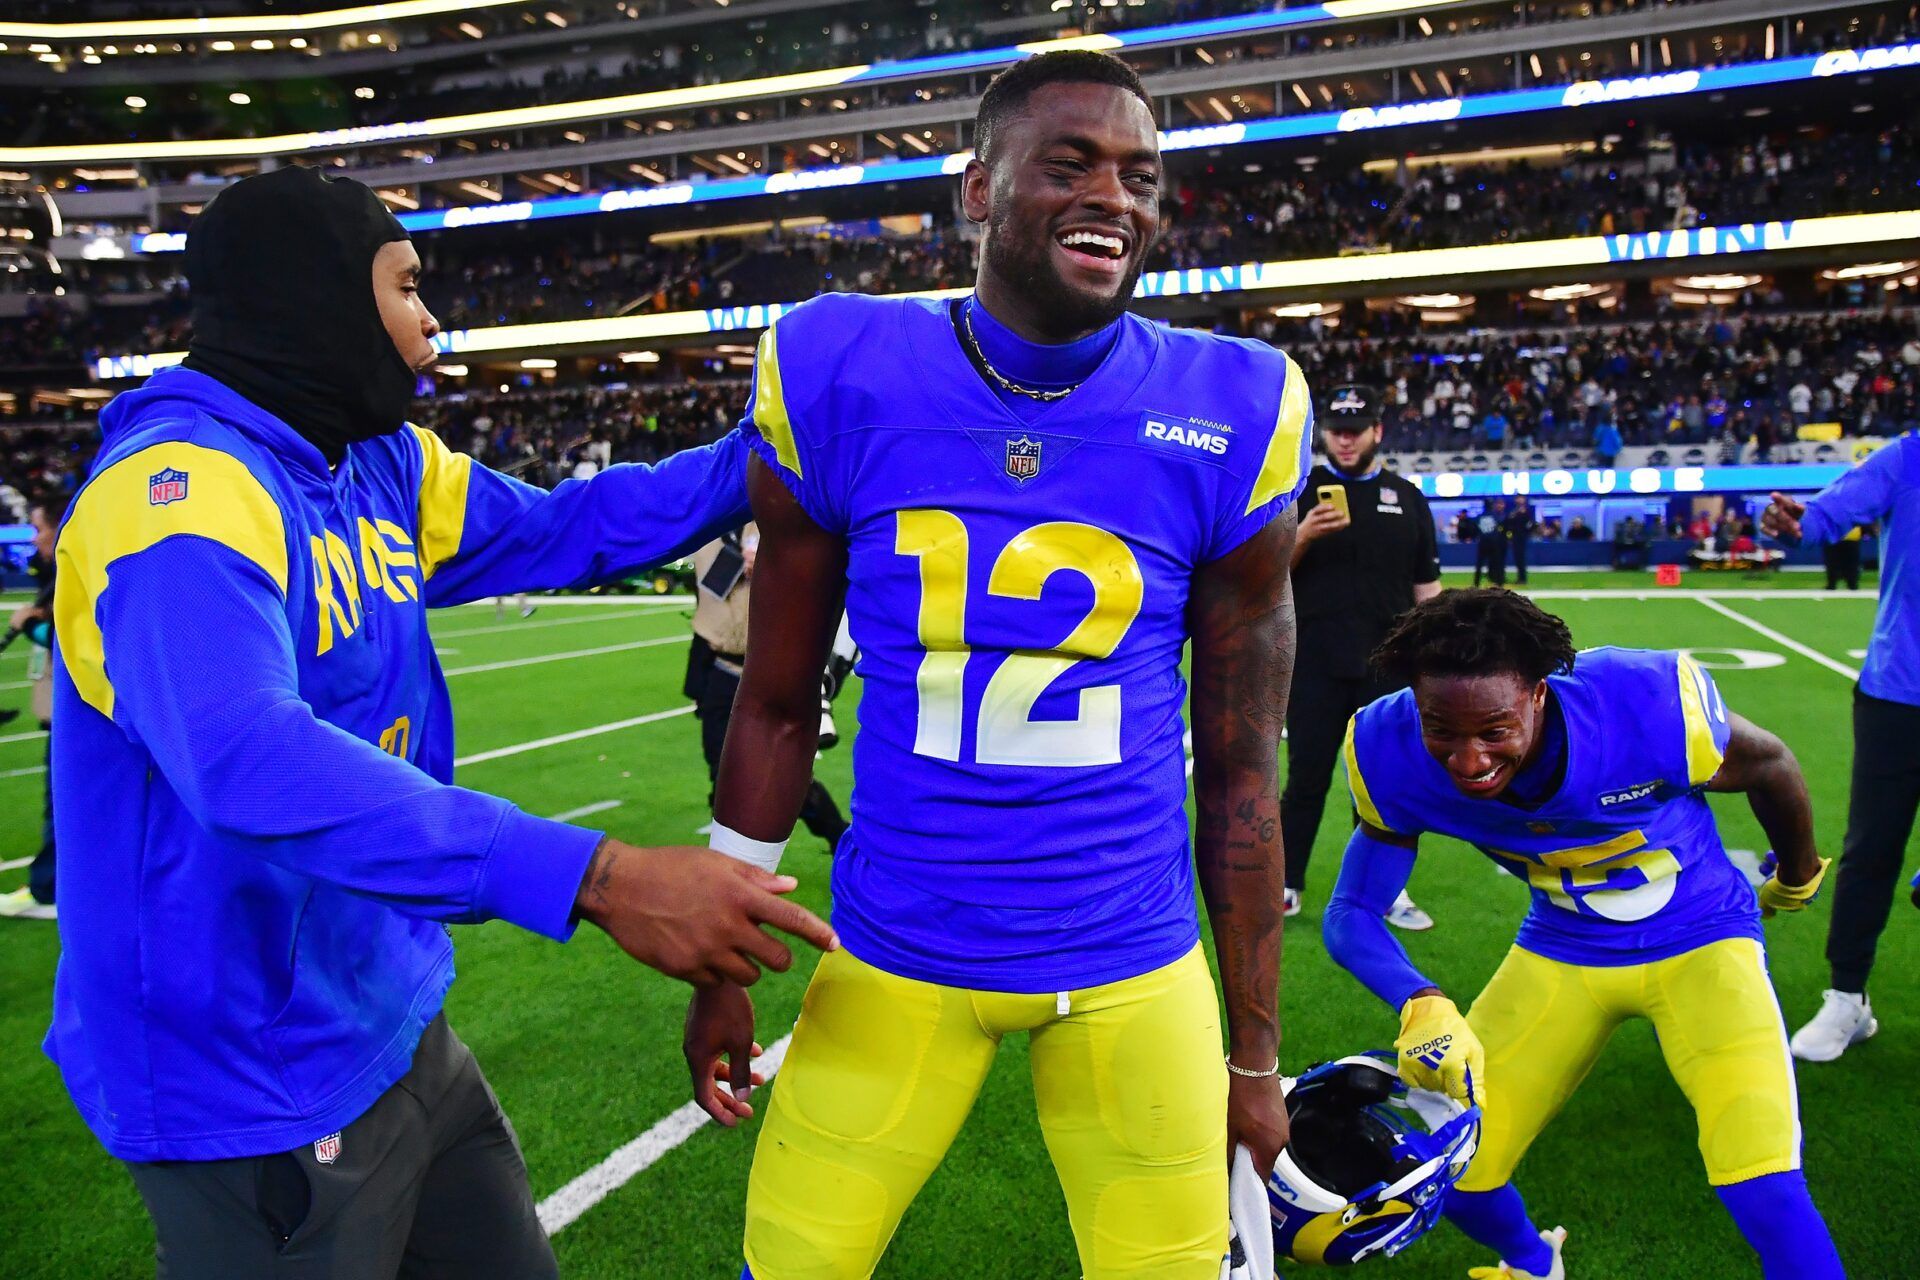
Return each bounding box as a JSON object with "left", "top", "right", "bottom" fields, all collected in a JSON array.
[
  {"left": 1709, "top": 711, "right": 1828, "bottom": 911},
  {"left": 685, "top": 454, "right": 848, "bottom": 1125},
  {"left": 1323, "top": 823, "right": 1435, "bottom": 1009},
  {"left": 1188, "top": 511, "right": 1295, "bottom": 1174}
]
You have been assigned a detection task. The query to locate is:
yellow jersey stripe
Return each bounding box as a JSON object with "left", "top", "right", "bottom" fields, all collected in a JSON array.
[
  {"left": 1676, "top": 653, "right": 1725, "bottom": 785},
  {"left": 1246, "top": 352, "right": 1310, "bottom": 515},
  {"left": 753, "top": 325, "right": 803, "bottom": 479},
  {"left": 55, "top": 442, "right": 289, "bottom": 718},
  {"left": 411, "top": 425, "right": 473, "bottom": 580},
  {"left": 1343, "top": 714, "right": 1395, "bottom": 833}
]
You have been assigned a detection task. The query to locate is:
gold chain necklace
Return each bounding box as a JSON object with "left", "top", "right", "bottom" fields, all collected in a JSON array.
[{"left": 961, "top": 302, "right": 1081, "bottom": 402}]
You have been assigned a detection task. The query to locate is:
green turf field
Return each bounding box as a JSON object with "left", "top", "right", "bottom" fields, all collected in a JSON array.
[{"left": 0, "top": 572, "right": 1913, "bottom": 1278}]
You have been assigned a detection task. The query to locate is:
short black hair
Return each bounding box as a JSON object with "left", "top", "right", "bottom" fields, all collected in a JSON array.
[
  {"left": 1371, "top": 588, "right": 1577, "bottom": 688},
  {"left": 974, "top": 50, "right": 1153, "bottom": 166}
]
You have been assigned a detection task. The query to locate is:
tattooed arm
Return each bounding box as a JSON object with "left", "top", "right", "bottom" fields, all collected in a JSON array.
[{"left": 1189, "top": 510, "right": 1297, "bottom": 1175}]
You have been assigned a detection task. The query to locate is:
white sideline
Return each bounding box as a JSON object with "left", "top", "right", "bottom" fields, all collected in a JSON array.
[
  {"left": 1525, "top": 589, "right": 1879, "bottom": 601},
  {"left": 1694, "top": 597, "right": 1860, "bottom": 680},
  {"left": 442, "top": 634, "right": 688, "bottom": 677},
  {"left": 455, "top": 706, "right": 694, "bottom": 767},
  {"left": 538, "top": 1034, "right": 794, "bottom": 1236}
]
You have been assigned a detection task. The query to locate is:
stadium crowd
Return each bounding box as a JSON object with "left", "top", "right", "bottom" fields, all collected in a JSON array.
[
  {"left": 5, "top": 305, "right": 1913, "bottom": 513},
  {"left": 1295, "top": 310, "right": 1920, "bottom": 454},
  {"left": 8, "top": 122, "right": 1911, "bottom": 353}
]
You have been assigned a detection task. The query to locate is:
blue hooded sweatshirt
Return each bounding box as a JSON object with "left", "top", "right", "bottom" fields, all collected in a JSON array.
[
  {"left": 1797, "top": 433, "right": 1920, "bottom": 708},
  {"left": 48, "top": 367, "right": 749, "bottom": 1161}
]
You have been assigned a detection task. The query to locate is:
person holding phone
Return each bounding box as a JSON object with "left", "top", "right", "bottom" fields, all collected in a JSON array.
[{"left": 1283, "top": 384, "right": 1442, "bottom": 925}]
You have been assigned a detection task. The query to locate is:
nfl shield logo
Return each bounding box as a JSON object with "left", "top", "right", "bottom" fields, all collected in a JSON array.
[
  {"left": 1005, "top": 436, "right": 1042, "bottom": 482},
  {"left": 313, "top": 1132, "right": 342, "bottom": 1164},
  {"left": 147, "top": 468, "right": 189, "bottom": 507}
]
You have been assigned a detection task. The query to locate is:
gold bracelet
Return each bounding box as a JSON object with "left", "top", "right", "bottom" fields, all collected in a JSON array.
[{"left": 1224, "top": 1055, "right": 1280, "bottom": 1078}]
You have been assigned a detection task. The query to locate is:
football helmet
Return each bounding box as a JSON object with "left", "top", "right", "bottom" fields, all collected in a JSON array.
[{"left": 1265, "top": 1053, "right": 1481, "bottom": 1266}]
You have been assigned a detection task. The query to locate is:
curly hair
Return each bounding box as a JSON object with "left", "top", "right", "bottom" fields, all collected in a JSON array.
[
  {"left": 974, "top": 50, "right": 1152, "bottom": 166},
  {"left": 1371, "top": 588, "right": 1577, "bottom": 688}
]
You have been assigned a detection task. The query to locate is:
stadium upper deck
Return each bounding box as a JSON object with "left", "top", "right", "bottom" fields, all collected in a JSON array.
[{"left": 8, "top": 0, "right": 1905, "bottom": 189}]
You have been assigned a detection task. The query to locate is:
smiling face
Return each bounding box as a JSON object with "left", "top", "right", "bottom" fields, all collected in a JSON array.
[
  {"left": 963, "top": 79, "right": 1161, "bottom": 343},
  {"left": 372, "top": 239, "right": 440, "bottom": 374},
  {"left": 1412, "top": 671, "right": 1549, "bottom": 799}
]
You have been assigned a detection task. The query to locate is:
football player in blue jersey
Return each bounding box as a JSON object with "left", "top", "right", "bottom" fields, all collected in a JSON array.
[
  {"left": 1326, "top": 589, "right": 1843, "bottom": 1279},
  {"left": 680, "top": 50, "right": 1316, "bottom": 1279}
]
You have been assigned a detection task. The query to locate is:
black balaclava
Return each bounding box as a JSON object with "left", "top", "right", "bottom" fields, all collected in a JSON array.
[{"left": 183, "top": 166, "right": 417, "bottom": 466}]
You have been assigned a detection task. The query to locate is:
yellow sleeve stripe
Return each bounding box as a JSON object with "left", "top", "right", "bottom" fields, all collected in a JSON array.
[
  {"left": 1343, "top": 714, "right": 1395, "bottom": 833},
  {"left": 1676, "top": 653, "right": 1726, "bottom": 785},
  {"left": 410, "top": 424, "right": 472, "bottom": 580},
  {"left": 752, "top": 323, "right": 803, "bottom": 479},
  {"left": 54, "top": 441, "right": 288, "bottom": 718},
  {"left": 1246, "top": 351, "right": 1311, "bottom": 515}
]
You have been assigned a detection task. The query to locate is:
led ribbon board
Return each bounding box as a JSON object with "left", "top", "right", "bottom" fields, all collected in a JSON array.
[
  {"left": 95, "top": 208, "right": 1920, "bottom": 379},
  {"left": 115, "top": 41, "right": 1920, "bottom": 253},
  {"left": 1415, "top": 463, "right": 1852, "bottom": 499}
]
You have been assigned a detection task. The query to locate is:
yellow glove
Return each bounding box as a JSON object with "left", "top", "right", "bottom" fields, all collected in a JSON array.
[
  {"left": 1759, "top": 856, "right": 1831, "bottom": 918},
  {"left": 1395, "top": 995, "right": 1485, "bottom": 1108}
]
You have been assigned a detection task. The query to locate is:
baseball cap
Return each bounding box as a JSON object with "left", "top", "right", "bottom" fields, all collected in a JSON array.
[{"left": 1320, "top": 384, "right": 1382, "bottom": 431}]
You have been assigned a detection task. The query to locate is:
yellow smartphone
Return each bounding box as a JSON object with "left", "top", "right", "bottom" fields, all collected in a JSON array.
[{"left": 1316, "top": 484, "right": 1351, "bottom": 521}]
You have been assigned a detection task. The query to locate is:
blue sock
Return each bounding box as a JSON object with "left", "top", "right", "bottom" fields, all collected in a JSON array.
[
  {"left": 1717, "top": 1170, "right": 1844, "bottom": 1279},
  {"left": 1445, "top": 1184, "right": 1553, "bottom": 1274}
]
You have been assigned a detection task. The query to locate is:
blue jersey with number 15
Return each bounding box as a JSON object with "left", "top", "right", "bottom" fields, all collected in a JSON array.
[
  {"left": 741, "top": 293, "right": 1311, "bottom": 993},
  {"left": 1344, "top": 647, "right": 1762, "bottom": 966}
]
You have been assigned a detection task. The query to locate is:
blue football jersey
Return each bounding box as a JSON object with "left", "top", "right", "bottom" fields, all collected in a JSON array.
[
  {"left": 1344, "top": 647, "right": 1762, "bottom": 966},
  {"left": 741, "top": 293, "right": 1311, "bottom": 991}
]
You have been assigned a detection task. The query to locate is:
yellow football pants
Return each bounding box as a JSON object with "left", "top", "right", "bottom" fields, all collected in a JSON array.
[
  {"left": 743, "top": 944, "right": 1229, "bottom": 1279},
  {"left": 1459, "top": 936, "right": 1801, "bottom": 1191}
]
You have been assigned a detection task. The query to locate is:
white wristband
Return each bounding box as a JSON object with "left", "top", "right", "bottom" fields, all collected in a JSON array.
[{"left": 709, "top": 821, "right": 788, "bottom": 874}]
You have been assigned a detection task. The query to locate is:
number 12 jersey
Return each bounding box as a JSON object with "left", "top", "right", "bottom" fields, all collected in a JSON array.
[{"left": 742, "top": 293, "right": 1311, "bottom": 992}]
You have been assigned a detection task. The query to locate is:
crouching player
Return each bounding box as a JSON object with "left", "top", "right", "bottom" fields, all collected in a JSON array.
[{"left": 1324, "top": 589, "right": 1843, "bottom": 1279}]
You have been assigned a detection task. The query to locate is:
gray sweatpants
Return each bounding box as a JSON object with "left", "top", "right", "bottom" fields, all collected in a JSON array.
[{"left": 127, "top": 1014, "right": 556, "bottom": 1279}]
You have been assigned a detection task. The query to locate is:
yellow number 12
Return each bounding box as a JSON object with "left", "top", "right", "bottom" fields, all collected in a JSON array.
[{"left": 895, "top": 509, "right": 1143, "bottom": 767}]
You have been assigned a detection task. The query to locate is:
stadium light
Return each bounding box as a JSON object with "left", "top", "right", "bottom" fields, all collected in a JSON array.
[
  {"left": 93, "top": 208, "right": 1920, "bottom": 381},
  {"left": 0, "top": 0, "right": 1519, "bottom": 166},
  {"left": 0, "top": 0, "right": 533, "bottom": 39}
]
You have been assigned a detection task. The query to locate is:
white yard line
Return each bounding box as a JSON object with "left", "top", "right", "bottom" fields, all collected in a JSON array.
[
  {"left": 1526, "top": 589, "right": 1879, "bottom": 601},
  {"left": 1694, "top": 597, "right": 1860, "bottom": 681},
  {"left": 548, "top": 799, "right": 623, "bottom": 823},
  {"left": 538, "top": 1034, "right": 793, "bottom": 1236},
  {"left": 0, "top": 706, "right": 695, "bottom": 781},
  {"left": 455, "top": 705, "right": 694, "bottom": 767},
  {"left": 432, "top": 608, "right": 676, "bottom": 640},
  {"left": 0, "top": 855, "right": 31, "bottom": 872},
  {"left": 442, "top": 635, "right": 688, "bottom": 677},
  {"left": 468, "top": 595, "right": 694, "bottom": 608},
  {"left": 0, "top": 727, "right": 47, "bottom": 745}
]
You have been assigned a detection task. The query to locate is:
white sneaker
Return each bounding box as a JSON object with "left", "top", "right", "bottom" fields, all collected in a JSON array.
[
  {"left": 1791, "top": 990, "right": 1877, "bottom": 1062},
  {"left": 1283, "top": 888, "right": 1302, "bottom": 918},
  {"left": 1468, "top": 1226, "right": 1567, "bottom": 1280},
  {"left": 1386, "top": 891, "right": 1434, "bottom": 931},
  {"left": 0, "top": 887, "right": 55, "bottom": 920}
]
